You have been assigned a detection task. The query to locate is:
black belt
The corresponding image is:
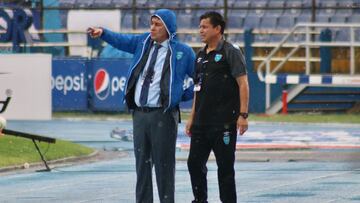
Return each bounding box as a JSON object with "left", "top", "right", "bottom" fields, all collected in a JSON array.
[{"left": 135, "top": 106, "right": 163, "bottom": 113}]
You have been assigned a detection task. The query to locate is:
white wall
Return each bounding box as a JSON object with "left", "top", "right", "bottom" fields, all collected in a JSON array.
[
  {"left": 67, "top": 10, "right": 121, "bottom": 57},
  {"left": 0, "top": 54, "right": 52, "bottom": 120}
]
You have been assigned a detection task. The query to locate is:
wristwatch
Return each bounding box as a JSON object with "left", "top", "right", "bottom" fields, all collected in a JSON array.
[{"left": 239, "top": 112, "right": 249, "bottom": 119}]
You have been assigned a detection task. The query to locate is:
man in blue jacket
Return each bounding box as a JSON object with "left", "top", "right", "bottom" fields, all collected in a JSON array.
[{"left": 88, "top": 9, "right": 195, "bottom": 203}]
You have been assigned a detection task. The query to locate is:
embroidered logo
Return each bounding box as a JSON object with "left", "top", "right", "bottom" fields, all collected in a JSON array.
[
  {"left": 197, "top": 57, "right": 202, "bottom": 63},
  {"left": 176, "top": 51, "right": 183, "bottom": 60},
  {"left": 214, "top": 54, "right": 222, "bottom": 62},
  {"left": 223, "top": 131, "right": 230, "bottom": 145}
]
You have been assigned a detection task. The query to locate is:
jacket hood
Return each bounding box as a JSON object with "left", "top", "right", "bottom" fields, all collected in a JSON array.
[{"left": 151, "top": 9, "right": 177, "bottom": 40}]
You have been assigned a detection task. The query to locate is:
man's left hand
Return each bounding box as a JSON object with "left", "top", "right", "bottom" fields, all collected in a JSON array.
[{"left": 237, "top": 117, "right": 248, "bottom": 136}]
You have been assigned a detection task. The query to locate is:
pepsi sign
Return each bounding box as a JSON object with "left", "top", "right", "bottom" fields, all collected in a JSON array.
[
  {"left": 52, "top": 59, "right": 88, "bottom": 111},
  {"left": 94, "top": 68, "right": 127, "bottom": 101},
  {"left": 94, "top": 68, "right": 111, "bottom": 100},
  {"left": 90, "top": 59, "right": 132, "bottom": 111}
]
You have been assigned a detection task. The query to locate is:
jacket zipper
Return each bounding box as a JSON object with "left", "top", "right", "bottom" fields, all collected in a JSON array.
[{"left": 124, "top": 35, "right": 151, "bottom": 98}]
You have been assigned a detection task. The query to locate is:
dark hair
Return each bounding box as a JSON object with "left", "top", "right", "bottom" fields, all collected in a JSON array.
[{"left": 199, "top": 11, "right": 226, "bottom": 34}]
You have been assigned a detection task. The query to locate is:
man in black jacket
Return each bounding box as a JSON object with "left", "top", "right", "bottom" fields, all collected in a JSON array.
[{"left": 186, "top": 11, "right": 249, "bottom": 203}]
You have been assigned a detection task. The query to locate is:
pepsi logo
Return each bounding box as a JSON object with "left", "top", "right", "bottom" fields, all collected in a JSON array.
[{"left": 94, "top": 68, "right": 110, "bottom": 100}]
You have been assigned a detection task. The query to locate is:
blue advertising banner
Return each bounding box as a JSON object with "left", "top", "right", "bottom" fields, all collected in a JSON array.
[
  {"left": 51, "top": 58, "right": 272, "bottom": 113},
  {"left": 89, "top": 58, "right": 132, "bottom": 112},
  {"left": 52, "top": 58, "right": 88, "bottom": 111}
]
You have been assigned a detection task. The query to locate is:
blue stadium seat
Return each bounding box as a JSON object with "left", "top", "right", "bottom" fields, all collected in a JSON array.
[
  {"left": 334, "top": 29, "right": 350, "bottom": 41},
  {"left": 255, "top": 34, "right": 270, "bottom": 42},
  {"left": 243, "top": 15, "right": 261, "bottom": 29},
  {"left": 148, "top": 0, "right": 164, "bottom": 8},
  {"left": 121, "top": 12, "right": 138, "bottom": 29},
  {"left": 227, "top": 15, "right": 244, "bottom": 29},
  {"left": 250, "top": 0, "right": 267, "bottom": 16},
  {"left": 269, "top": 34, "right": 285, "bottom": 42},
  {"left": 321, "top": 0, "right": 338, "bottom": 8},
  {"left": 228, "top": 10, "right": 246, "bottom": 28},
  {"left": 226, "top": 0, "right": 236, "bottom": 7},
  {"left": 138, "top": 12, "right": 150, "bottom": 29},
  {"left": 131, "top": 0, "right": 147, "bottom": 7},
  {"left": 215, "top": 0, "right": 224, "bottom": 7},
  {"left": 316, "top": 15, "right": 330, "bottom": 23},
  {"left": 348, "top": 15, "right": 360, "bottom": 23},
  {"left": 250, "top": 0, "right": 268, "bottom": 7},
  {"left": 226, "top": 34, "right": 243, "bottom": 43},
  {"left": 198, "top": 0, "right": 217, "bottom": 7},
  {"left": 303, "top": 0, "right": 321, "bottom": 8},
  {"left": 330, "top": 15, "right": 348, "bottom": 23},
  {"left": 336, "top": 9, "right": 353, "bottom": 17},
  {"left": 177, "top": 14, "right": 194, "bottom": 29},
  {"left": 288, "top": 34, "right": 305, "bottom": 43},
  {"left": 59, "top": 0, "right": 76, "bottom": 7},
  {"left": 265, "top": 1, "right": 285, "bottom": 16},
  {"left": 93, "top": 0, "right": 112, "bottom": 7},
  {"left": 111, "top": 0, "right": 130, "bottom": 7},
  {"left": 285, "top": 0, "right": 302, "bottom": 16},
  {"left": 356, "top": 30, "right": 360, "bottom": 41},
  {"left": 296, "top": 13, "right": 311, "bottom": 23},
  {"left": 76, "top": 0, "right": 94, "bottom": 8},
  {"left": 278, "top": 15, "right": 296, "bottom": 29},
  {"left": 177, "top": 33, "right": 194, "bottom": 43},
  {"left": 337, "top": 0, "right": 353, "bottom": 7},
  {"left": 259, "top": 16, "right": 278, "bottom": 29},
  {"left": 182, "top": 0, "right": 197, "bottom": 7},
  {"left": 164, "top": 0, "right": 182, "bottom": 7},
  {"left": 317, "top": 9, "right": 335, "bottom": 17},
  {"left": 317, "top": 1, "right": 337, "bottom": 16},
  {"left": 233, "top": 0, "right": 250, "bottom": 8}
]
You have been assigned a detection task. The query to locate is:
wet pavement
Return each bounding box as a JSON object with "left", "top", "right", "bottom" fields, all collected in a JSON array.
[{"left": 1, "top": 120, "right": 360, "bottom": 203}]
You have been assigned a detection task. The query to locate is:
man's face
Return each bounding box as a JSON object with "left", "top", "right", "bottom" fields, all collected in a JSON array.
[
  {"left": 199, "top": 18, "right": 221, "bottom": 44},
  {"left": 150, "top": 17, "right": 168, "bottom": 43}
]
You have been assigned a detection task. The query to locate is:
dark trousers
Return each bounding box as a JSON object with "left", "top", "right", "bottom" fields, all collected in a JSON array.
[
  {"left": 132, "top": 108, "right": 178, "bottom": 203},
  {"left": 187, "top": 127, "right": 237, "bottom": 203}
]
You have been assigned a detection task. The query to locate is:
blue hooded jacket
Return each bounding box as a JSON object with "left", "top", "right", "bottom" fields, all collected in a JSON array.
[{"left": 100, "top": 9, "right": 195, "bottom": 111}]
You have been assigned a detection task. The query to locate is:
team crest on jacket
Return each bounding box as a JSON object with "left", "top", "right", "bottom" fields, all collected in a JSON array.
[
  {"left": 214, "top": 54, "right": 222, "bottom": 62},
  {"left": 176, "top": 51, "right": 183, "bottom": 60}
]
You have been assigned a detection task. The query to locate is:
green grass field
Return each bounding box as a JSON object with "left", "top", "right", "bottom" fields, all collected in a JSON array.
[
  {"left": 54, "top": 112, "right": 360, "bottom": 124},
  {"left": 0, "top": 135, "right": 94, "bottom": 168}
]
